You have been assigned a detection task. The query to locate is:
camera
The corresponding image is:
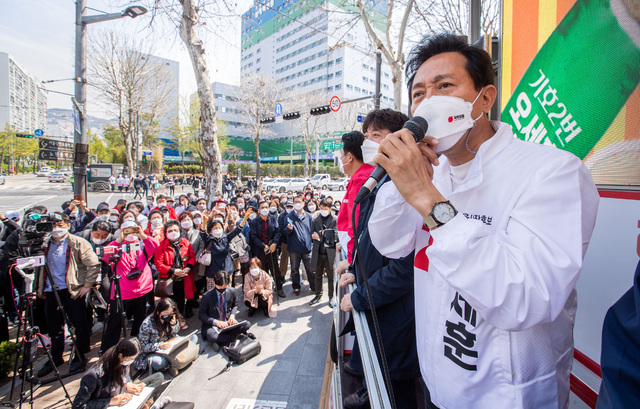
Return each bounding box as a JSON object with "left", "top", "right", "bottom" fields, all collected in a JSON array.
[
  {"left": 122, "top": 242, "right": 141, "bottom": 253},
  {"left": 17, "top": 213, "right": 64, "bottom": 258},
  {"left": 322, "top": 228, "right": 337, "bottom": 248}
]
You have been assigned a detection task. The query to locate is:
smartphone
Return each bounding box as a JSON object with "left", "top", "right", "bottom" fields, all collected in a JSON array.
[
  {"left": 74, "top": 194, "right": 83, "bottom": 202},
  {"left": 123, "top": 226, "right": 137, "bottom": 235}
]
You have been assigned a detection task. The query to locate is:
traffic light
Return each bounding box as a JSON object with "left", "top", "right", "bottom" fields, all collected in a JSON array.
[
  {"left": 310, "top": 105, "right": 331, "bottom": 116},
  {"left": 283, "top": 111, "right": 301, "bottom": 120},
  {"left": 260, "top": 116, "right": 276, "bottom": 124},
  {"left": 16, "top": 133, "right": 34, "bottom": 138},
  {"left": 142, "top": 155, "right": 147, "bottom": 163}
]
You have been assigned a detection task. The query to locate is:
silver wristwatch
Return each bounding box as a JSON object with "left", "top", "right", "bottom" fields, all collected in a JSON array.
[{"left": 424, "top": 201, "right": 458, "bottom": 230}]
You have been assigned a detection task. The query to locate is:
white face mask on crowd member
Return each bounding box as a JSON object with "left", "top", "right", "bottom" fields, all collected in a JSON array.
[
  {"left": 293, "top": 203, "right": 303, "bottom": 211},
  {"left": 243, "top": 194, "right": 251, "bottom": 200},
  {"left": 123, "top": 216, "right": 135, "bottom": 223},
  {"left": 98, "top": 214, "right": 109, "bottom": 222},
  {"left": 211, "top": 229, "right": 223, "bottom": 239},
  {"left": 181, "top": 220, "right": 193, "bottom": 230},
  {"left": 231, "top": 211, "right": 239, "bottom": 219},
  {"left": 151, "top": 218, "right": 163, "bottom": 228},
  {"left": 260, "top": 208, "right": 269, "bottom": 216},
  {"left": 412, "top": 87, "right": 484, "bottom": 154},
  {"left": 109, "top": 215, "right": 119, "bottom": 223},
  {"left": 250, "top": 268, "right": 260, "bottom": 277},
  {"left": 92, "top": 236, "right": 107, "bottom": 245},
  {"left": 51, "top": 227, "right": 68, "bottom": 239},
  {"left": 237, "top": 203, "right": 245, "bottom": 210},
  {"left": 197, "top": 204, "right": 206, "bottom": 211},
  {"left": 308, "top": 205, "right": 316, "bottom": 212},
  {"left": 269, "top": 206, "right": 277, "bottom": 213},
  {"left": 249, "top": 213, "right": 257, "bottom": 220},
  {"left": 193, "top": 217, "right": 202, "bottom": 225},
  {"left": 167, "top": 231, "right": 180, "bottom": 241},
  {"left": 320, "top": 209, "right": 330, "bottom": 217},
  {"left": 339, "top": 153, "right": 351, "bottom": 174}
]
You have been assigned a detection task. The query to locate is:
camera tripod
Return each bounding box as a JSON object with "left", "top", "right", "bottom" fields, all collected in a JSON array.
[
  {"left": 3, "top": 268, "right": 73, "bottom": 409},
  {"left": 99, "top": 249, "right": 127, "bottom": 355}
]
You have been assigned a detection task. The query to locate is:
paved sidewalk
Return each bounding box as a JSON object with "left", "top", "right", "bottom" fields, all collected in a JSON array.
[{"left": 162, "top": 282, "right": 334, "bottom": 409}]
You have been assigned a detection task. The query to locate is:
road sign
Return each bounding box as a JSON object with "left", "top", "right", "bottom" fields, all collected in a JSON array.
[
  {"left": 142, "top": 150, "right": 153, "bottom": 156},
  {"left": 38, "top": 138, "right": 75, "bottom": 152},
  {"left": 275, "top": 103, "right": 283, "bottom": 116},
  {"left": 357, "top": 115, "right": 365, "bottom": 123},
  {"left": 323, "top": 141, "right": 333, "bottom": 150},
  {"left": 34, "top": 129, "right": 44, "bottom": 137},
  {"left": 330, "top": 96, "right": 341, "bottom": 112},
  {"left": 38, "top": 149, "right": 75, "bottom": 161}
]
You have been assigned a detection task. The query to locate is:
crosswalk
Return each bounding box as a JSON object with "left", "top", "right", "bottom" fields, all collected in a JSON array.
[{"left": 0, "top": 182, "right": 71, "bottom": 193}]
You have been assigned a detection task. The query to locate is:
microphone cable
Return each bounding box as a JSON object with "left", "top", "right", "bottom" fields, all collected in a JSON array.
[{"left": 351, "top": 202, "right": 397, "bottom": 409}]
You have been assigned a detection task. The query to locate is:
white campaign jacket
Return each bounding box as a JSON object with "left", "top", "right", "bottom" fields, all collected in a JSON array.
[{"left": 368, "top": 122, "right": 599, "bottom": 409}]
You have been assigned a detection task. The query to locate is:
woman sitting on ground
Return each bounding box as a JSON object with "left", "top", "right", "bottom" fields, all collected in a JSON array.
[
  {"left": 243, "top": 257, "right": 273, "bottom": 317},
  {"left": 73, "top": 337, "right": 163, "bottom": 409},
  {"left": 133, "top": 298, "right": 197, "bottom": 376}
]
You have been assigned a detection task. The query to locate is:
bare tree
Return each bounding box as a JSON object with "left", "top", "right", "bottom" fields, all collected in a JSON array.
[
  {"left": 142, "top": 0, "right": 238, "bottom": 203},
  {"left": 414, "top": 0, "right": 501, "bottom": 38},
  {"left": 350, "top": 0, "right": 414, "bottom": 112},
  {"left": 88, "top": 30, "right": 175, "bottom": 177},
  {"left": 234, "top": 72, "right": 281, "bottom": 179}
]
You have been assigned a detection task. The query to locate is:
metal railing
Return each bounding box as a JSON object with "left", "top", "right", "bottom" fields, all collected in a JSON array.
[{"left": 332, "top": 253, "right": 392, "bottom": 409}]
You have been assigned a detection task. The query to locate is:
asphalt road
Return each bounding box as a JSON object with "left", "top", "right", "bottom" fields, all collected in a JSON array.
[{"left": 0, "top": 174, "right": 346, "bottom": 216}]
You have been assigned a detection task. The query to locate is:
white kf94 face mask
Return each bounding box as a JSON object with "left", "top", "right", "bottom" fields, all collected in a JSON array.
[{"left": 413, "top": 87, "right": 484, "bottom": 154}]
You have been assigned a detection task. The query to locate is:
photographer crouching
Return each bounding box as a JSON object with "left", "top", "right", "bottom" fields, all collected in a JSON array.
[{"left": 35, "top": 211, "right": 101, "bottom": 378}]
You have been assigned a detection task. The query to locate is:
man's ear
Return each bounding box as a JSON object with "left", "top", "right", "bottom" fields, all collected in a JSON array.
[{"left": 481, "top": 85, "right": 497, "bottom": 114}]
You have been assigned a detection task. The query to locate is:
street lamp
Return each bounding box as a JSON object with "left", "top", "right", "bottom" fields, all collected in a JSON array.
[{"left": 73, "top": 1, "right": 147, "bottom": 200}]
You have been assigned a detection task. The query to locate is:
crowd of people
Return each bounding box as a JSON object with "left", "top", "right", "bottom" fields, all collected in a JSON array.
[
  {"left": 0, "top": 33, "right": 610, "bottom": 409},
  {"left": 0, "top": 168, "right": 343, "bottom": 404}
]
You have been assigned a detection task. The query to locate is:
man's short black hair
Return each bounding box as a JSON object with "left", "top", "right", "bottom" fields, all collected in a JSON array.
[
  {"left": 92, "top": 221, "right": 112, "bottom": 233},
  {"left": 341, "top": 131, "right": 366, "bottom": 162},
  {"left": 319, "top": 198, "right": 331, "bottom": 209},
  {"left": 362, "top": 109, "right": 410, "bottom": 134},
  {"left": 53, "top": 211, "right": 70, "bottom": 225},
  {"left": 213, "top": 270, "right": 229, "bottom": 287},
  {"left": 406, "top": 33, "right": 495, "bottom": 93}
]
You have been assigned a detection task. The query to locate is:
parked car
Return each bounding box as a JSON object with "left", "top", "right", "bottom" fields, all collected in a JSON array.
[
  {"left": 48, "top": 173, "right": 69, "bottom": 183},
  {"left": 309, "top": 173, "right": 332, "bottom": 190},
  {"left": 327, "top": 178, "right": 348, "bottom": 191},
  {"left": 59, "top": 166, "right": 72, "bottom": 175},
  {"left": 37, "top": 169, "right": 53, "bottom": 177},
  {"left": 265, "top": 177, "right": 308, "bottom": 193}
]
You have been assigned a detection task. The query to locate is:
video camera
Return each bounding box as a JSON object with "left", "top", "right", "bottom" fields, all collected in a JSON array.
[
  {"left": 95, "top": 242, "right": 141, "bottom": 258},
  {"left": 18, "top": 212, "right": 64, "bottom": 257}
]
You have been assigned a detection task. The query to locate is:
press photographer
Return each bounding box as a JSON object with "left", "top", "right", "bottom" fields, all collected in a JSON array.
[{"left": 34, "top": 211, "right": 101, "bottom": 378}]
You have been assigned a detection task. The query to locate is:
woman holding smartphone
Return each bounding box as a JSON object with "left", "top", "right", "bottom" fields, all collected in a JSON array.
[{"left": 99, "top": 220, "right": 160, "bottom": 355}]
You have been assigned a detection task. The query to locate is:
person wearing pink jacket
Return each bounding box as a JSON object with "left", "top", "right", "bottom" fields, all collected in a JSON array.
[{"left": 99, "top": 220, "right": 160, "bottom": 354}]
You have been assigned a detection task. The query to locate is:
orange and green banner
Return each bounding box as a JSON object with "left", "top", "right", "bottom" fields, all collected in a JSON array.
[{"left": 501, "top": 0, "right": 640, "bottom": 185}]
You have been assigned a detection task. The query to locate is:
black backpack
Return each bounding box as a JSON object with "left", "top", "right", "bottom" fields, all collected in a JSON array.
[{"left": 223, "top": 334, "right": 261, "bottom": 364}]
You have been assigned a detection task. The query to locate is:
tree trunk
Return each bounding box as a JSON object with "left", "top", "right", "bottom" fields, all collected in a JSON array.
[
  {"left": 0, "top": 147, "right": 4, "bottom": 174},
  {"left": 253, "top": 136, "right": 262, "bottom": 179},
  {"left": 392, "top": 63, "right": 404, "bottom": 112},
  {"left": 180, "top": 0, "right": 222, "bottom": 205}
]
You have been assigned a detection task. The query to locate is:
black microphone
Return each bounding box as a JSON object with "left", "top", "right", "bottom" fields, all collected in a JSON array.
[{"left": 353, "top": 116, "right": 429, "bottom": 204}]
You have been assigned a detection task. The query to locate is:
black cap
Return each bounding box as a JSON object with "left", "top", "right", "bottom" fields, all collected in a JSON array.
[{"left": 97, "top": 202, "right": 110, "bottom": 212}]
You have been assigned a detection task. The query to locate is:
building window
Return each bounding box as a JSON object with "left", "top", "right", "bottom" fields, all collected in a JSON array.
[
  {"left": 346, "top": 84, "right": 353, "bottom": 90},
  {"left": 363, "top": 64, "right": 368, "bottom": 70},
  {"left": 383, "top": 84, "right": 389, "bottom": 90},
  {"left": 335, "top": 70, "right": 342, "bottom": 77},
  {"left": 354, "top": 86, "right": 361, "bottom": 92},
  {"left": 335, "top": 57, "right": 342, "bottom": 64},
  {"left": 327, "top": 86, "right": 333, "bottom": 91},
  {"left": 370, "top": 66, "right": 375, "bottom": 72},
  {"left": 335, "top": 84, "right": 342, "bottom": 90},
  {"left": 362, "top": 76, "right": 368, "bottom": 82}
]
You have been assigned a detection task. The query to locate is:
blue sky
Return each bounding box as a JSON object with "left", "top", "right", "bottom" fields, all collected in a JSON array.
[{"left": 0, "top": 0, "right": 251, "bottom": 118}]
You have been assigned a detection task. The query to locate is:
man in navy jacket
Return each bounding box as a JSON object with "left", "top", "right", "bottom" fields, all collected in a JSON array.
[
  {"left": 339, "top": 176, "right": 420, "bottom": 409},
  {"left": 282, "top": 196, "right": 314, "bottom": 295},
  {"left": 249, "top": 201, "right": 281, "bottom": 294}
]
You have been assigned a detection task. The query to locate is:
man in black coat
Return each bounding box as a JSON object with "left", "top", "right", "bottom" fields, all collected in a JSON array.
[
  {"left": 199, "top": 271, "right": 250, "bottom": 351},
  {"left": 339, "top": 176, "right": 420, "bottom": 409},
  {"left": 249, "top": 201, "right": 283, "bottom": 297},
  {"left": 309, "top": 199, "right": 337, "bottom": 307}
]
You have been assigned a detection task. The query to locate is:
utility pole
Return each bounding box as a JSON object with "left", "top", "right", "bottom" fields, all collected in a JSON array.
[
  {"left": 73, "top": 1, "right": 147, "bottom": 199},
  {"left": 315, "top": 134, "right": 319, "bottom": 173},
  {"left": 375, "top": 51, "right": 382, "bottom": 109},
  {"left": 469, "top": 0, "right": 482, "bottom": 44},
  {"left": 290, "top": 136, "right": 293, "bottom": 178}
]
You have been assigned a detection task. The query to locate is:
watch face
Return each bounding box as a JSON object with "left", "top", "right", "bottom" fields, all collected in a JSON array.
[{"left": 433, "top": 202, "right": 456, "bottom": 223}]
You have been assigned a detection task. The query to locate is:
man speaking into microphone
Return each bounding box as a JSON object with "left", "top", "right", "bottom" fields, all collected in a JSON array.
[{"left": 367, "top": 34, "right": 599, "bottom": 409}]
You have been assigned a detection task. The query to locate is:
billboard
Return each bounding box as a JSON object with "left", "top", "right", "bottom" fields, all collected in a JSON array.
[{"left": 501, "top": 0, "right": 640, "bottom": 186}]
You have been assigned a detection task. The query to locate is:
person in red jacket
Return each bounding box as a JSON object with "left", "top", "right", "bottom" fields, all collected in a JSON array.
[{"left": 154, "top": 220, "right": 197, "bottom": 319}]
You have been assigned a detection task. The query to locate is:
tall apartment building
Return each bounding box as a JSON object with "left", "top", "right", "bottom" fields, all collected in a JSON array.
[
  {"left": 240, "top": 0, "right": 396, "bottom": 123},
  {"left": 0, "top": 52, "right": 47, "bottom": 133}
]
